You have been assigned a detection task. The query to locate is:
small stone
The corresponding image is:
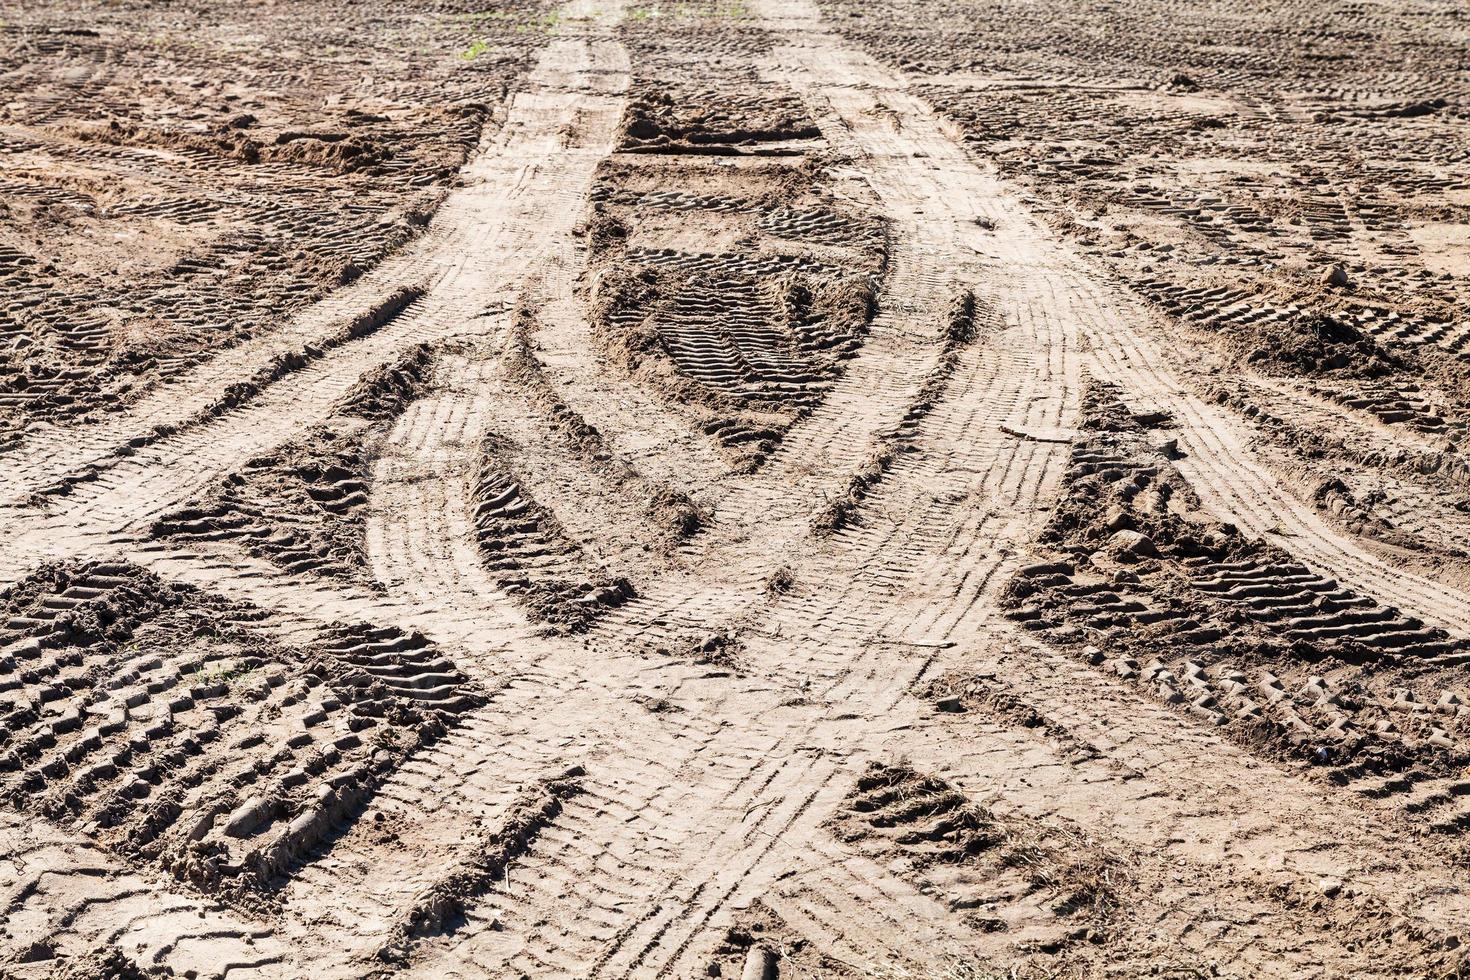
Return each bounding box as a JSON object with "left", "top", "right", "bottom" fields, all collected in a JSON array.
[
  {"left": 1322, "top": 264, "right": 1350, "bottom": 288},
  {"left": 1320, "top": 877, "right": 1343, "bottom": 898},
  {"left": 936, "top": 696, "right": 965, "bottom": 713},
  {"left": 1109, "top": 529, "right": 1158, "bottom": 559}
]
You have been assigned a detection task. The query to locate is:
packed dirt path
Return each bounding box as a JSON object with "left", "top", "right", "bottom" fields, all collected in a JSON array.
[{"left": 2, "top": 0, "right": 1469, "bottom": 978}]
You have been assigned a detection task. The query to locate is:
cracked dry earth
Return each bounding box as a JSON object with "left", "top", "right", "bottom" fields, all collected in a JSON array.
[{"left": 1, "top": 0, "right": 1469, "bottom": 978}]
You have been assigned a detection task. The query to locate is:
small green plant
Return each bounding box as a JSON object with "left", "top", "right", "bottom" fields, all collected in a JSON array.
[
  {"left": 457, "top": 8, "right": 565, "bottom": 51},
  {"left": 460, "top": 38, "right": 495, "bottom": 61},
  {"left": 196, "top": 661, "right": 259, "bottom": 690}
]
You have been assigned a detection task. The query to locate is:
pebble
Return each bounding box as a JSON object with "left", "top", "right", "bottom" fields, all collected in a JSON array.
[{"left": 1109, "top": 528, "right": 1158, "bottom": 559}]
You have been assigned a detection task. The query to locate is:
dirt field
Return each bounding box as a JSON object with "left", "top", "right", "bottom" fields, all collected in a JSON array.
[{"left": 0, "top": 0, "right": 1467, "bottom": 976}]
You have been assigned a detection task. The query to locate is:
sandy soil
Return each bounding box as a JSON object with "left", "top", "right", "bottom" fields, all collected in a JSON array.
[{"left": 0, "top": 0, "right": 1468, "bottom": 977}]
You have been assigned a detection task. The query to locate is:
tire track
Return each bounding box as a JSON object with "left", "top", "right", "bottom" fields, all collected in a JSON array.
[
  {"left": 755, "top": 0, "right": 1470, "bottom": 644},
  {"left": 889, "top": 634, "right": 1470, "bottom": 976},
  {"left": 365, "top": 348, "right": 530, "bottom": 623},
  {"left": 0, "top": 10, "right": 635, "bottom": 595},
  {"left": 5, "top": 1, "right": 1470, "bottom": 977},
  {"left": 1066, "top": 279, "right": 1470, "bottom": 634},
  {"left": 0, "top": 811, "right": 296, "bottom": 979},
  {"left": 593, "top": 72, "right": 1036, "bottom": 649},
  {"left": 533, "top": 241, "right": 732, "bottom": 504}
]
